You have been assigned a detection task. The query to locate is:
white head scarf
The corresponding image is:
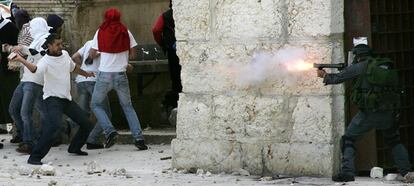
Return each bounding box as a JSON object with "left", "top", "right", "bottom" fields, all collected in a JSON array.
[{"left": 28, "top": 17, "right": 51, "bottom": 52}]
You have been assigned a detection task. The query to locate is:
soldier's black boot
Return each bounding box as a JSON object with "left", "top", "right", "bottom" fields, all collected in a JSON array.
[{"left": 332, "top": 172, "right": 355, "bottom": 182}]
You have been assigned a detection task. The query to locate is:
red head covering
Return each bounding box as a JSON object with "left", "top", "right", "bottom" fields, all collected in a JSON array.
[{"left": 97, "top": 8, "right": 130, "bottom": 53}]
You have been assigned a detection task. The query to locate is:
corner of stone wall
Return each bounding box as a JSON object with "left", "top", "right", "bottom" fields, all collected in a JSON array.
[{"left": 173, "top": 0, "right": 345, "bottom": 177}]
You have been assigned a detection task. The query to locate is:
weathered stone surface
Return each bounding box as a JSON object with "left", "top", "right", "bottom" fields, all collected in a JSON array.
[
  {"left": 214, "top": 0, "right": 283, "bottom": 39},
  {"left": 176, "top": 94, "right": 213, "bottom": 139},
  {"left": 173, "top": 0, "right": 345, "bottom": 177},
  {"left": 290, "top": 96, "right": 333, "bottom": 143},
  {"left": 172, "top": 139, "right": 243, "bottom": 173},
  {"left": 288, "top": 0, "right": 343, "bottom": 37},
  {"left": 264, "top": 143, "right": 334, "bottom": 176},
  {"left": 174, "top": 0, "right": 210, "bottom": 41}
]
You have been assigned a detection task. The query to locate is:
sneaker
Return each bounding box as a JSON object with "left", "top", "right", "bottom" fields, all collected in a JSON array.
[
  {"left": 86, "top": 143, "right": 104, "bottom": 150},
  {"left": 68, "top": 149, "right": 88, "bottom": 156},
  {"left": 10, "top": 136, "right": 22, "bottom": 143},
  {"left": 332, "top": 173, "right": 355, "bottom": 182},
  {"left": 404, "top": 172, "right": 414, "bottom": 183},
  {"left": 16, "top": 144, "right": 32, "bottom": 154},
  {"left": 134, "top": 140, "right": 148, "bottom": 150},
  {"left": 105, "top": 132, "right": 118, "bottom": 148}
]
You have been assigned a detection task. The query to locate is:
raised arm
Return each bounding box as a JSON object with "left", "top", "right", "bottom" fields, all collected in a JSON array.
[{"left": 13, "top": 53, "right": 37, "bottom": 73}]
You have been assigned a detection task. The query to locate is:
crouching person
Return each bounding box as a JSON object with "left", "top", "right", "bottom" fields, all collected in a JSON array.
[{"left": 14, "top": 33, "right": 95, "bottom": 165}]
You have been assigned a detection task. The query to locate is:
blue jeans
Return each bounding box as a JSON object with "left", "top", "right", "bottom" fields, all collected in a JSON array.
[
  {"left": 8, "top": 82, "right": 46, "bottom": 147},
  {"left": 91, "top": 72, "right": 144, "bottom": 140},
  {"left": 75, "top": 81, "right": 111, "bottom": 144},
  {"left": 29, "top": 97, "right": 93, "bottom": 162}
]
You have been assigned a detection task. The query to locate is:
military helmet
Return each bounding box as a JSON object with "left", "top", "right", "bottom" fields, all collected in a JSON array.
[{"left": 352, "top": 44, "right": 372, "bottom": 57}]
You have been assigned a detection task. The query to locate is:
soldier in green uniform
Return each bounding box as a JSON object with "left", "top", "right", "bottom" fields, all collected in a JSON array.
[{"left": 317, "top": 44, "right": 413, "bottom": 183}]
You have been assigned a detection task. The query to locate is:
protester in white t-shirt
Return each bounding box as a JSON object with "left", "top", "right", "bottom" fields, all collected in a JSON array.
[
  {"left": 88, "top": 8, "right": 147, "bottom": 150},
  {"left": 68, "top": 40, "right": 112, "bottom": 150},
  {"left": 14, "top": 33, "right": 95, "bottom": 165}
]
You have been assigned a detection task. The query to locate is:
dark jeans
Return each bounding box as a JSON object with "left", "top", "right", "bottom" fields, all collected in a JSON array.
[
  {"left": 29, "top": 97, "right": 93, "bottom": 162},
  {"left": 0, "top": 72, "right": 19, "bottom": 123},
  {"left": 8, "top": 82, "right": 46, "bottom": 147},
  {"left": 341, "top": 110, "right": 412, "bottom": 176}
]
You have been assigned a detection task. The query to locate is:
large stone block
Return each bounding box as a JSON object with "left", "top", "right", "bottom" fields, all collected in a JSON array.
[
  {"left": 178, "top": 41, "right": 279, "bottom": 93},
  {"left": 214, "top": 0, "right": 283, "bottom": 39},
  {"left": 290, "top": 96, "right": 333, "bottom": 143},
  {"left": 264, "top": 143, "right": 334, "bottom": 176},
  {"left": 174, "top": 0, "right": 210, "bottom": 41},
  {"left": 243, "top": 96, "right": 292, "bottom": 142},
  {"left": 176, "top": 94, "right": 213, "bottom": 139},
  {"left": 172, "top": 139, "right": 243, "bottom": 172},
  {"left": 288, "top": 0, "right": 343, "bottom": 37}
]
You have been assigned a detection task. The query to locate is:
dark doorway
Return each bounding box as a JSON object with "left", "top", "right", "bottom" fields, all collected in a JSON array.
[{"left": 344, "top": 0, "right": 414, "bottom": 173}]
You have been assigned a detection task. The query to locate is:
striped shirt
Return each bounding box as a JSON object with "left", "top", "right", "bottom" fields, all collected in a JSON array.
[{"left": 17, "top": 23, "right": 33, "bottom": 46}]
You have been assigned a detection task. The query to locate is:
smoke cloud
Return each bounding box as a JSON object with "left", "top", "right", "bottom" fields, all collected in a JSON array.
[{"left": 222, "top": 48, "right": 313, "bottom": 88}]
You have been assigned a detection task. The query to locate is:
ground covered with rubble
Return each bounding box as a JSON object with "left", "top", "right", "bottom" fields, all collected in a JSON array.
[{"left": 0, "top": 135, "right": 411, "bottom": 186}]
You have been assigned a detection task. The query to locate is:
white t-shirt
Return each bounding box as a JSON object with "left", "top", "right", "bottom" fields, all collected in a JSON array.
[
  {"left": 75, "top": 40, "right": 100, "bottom": 83},
  {"left": 36, "top": 50, "right": 76, "bottom": 100},
  {"left": 91, "top": 30, "right": 137, "bottom": 72},
  {"left": 20, "top": 53, "right": 44, "bottom": 85}
]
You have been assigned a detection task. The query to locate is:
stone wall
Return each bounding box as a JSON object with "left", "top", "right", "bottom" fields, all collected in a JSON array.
[{"left": 172, "top": 0, "right": 345, "bottom": 176}]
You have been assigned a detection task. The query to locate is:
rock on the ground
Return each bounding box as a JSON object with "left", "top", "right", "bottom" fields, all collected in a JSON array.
[
  {"left": 86, "top": 161, "right": 103, "bottom": 174},
  {"left": 260, "top": 176, "right": 273, "bottom": 181},
  {"left": 111, "top": 168, "right": 127, "bottom": 177},
  {"left": 384, "top": 173, "right": 398, "bottom": 181},
  {"left": 196, "top": 169, "right": 204, "bottom": 175},
  {"left": 370, "top": 167, "right": 383, "bottom": 178},
  {"left": 39, "top": 164, "right": 56, "bottom": 176},
  {"left": 48, "top": 180, "right": 57, "bottom": 186},
  {"left": 18, "top": 166, "right": 32, "bottom": 176}
]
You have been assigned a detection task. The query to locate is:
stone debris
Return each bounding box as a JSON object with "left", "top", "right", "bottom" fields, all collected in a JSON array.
[
  {"left": 3, "top": 155, "right": 8, "bottom": 159},
  {"left": 158, "top": 150, "right": 164, "bottom": 153},
  {"left": 384, "top": 173, "right": 399, "bottom": 181},
  {"left": 231, "top": 169, "right": 250, "bottom": 176},
  {"left": 177, "top": 169, "right": 188, "bottom": 174},
  {"left": 41, "top": 164, "right": 56, "bottom": 176},
  {"left": 172, "top": 168, "right": 178, "bottom": 173},
  {"left": 48, "top": 180, "right": 57, "bottom": 186},
  {"left": 86, "top": 161, "right": 103, "bottom": 175},
  {"left": 260, "top": 176, "right": 273, "bottom": 181},
  {"left": 111, "top": 168, "right": 127, "bottom": 177},
  {"left": 18, "top": 166, "right": 32, "bottom": 176},
  {"left": 160, "top": 156, "right": 172, "bottom": 160},
  {"left": 370, "top": 167, "right": 383, "bottom": 178},
  {"left": 196, "top": 169, "right": 204, "bottom": 176},
  {"left": 205, "top": 171, "right": 212, "bottom": 177}
]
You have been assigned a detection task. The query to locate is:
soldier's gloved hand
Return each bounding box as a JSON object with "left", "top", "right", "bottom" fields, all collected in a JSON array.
[{"left": 317, "top": 69, "right": 326, "bottom": 78}]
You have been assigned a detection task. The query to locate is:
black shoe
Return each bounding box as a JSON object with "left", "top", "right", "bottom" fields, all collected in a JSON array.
[
  {"left": 134, "top": 140, "right": 148, "bottom": 150},
  {"left": 10, "top": 136, "right": 22, "bottom": 143},
  {"left": 68, "top": 150, "right": 88, "bottom": 156},
  {"left": 27, "top": 159, "right": 43, "bottom": 165},
  {"left": 332, "top": 173, "right": 355, "bottom": 182},
  {"left": 0, "top": 143, "right": 3, "bottom": 149},
  {"left": 86, "top": 143, "right": 104, "bottom": 150},
  {"left": 16, "top": 144, "right": 32, "bottom": 154},
  {"left": 105, "top": 132, "right": 118, "bottom": 148}
]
